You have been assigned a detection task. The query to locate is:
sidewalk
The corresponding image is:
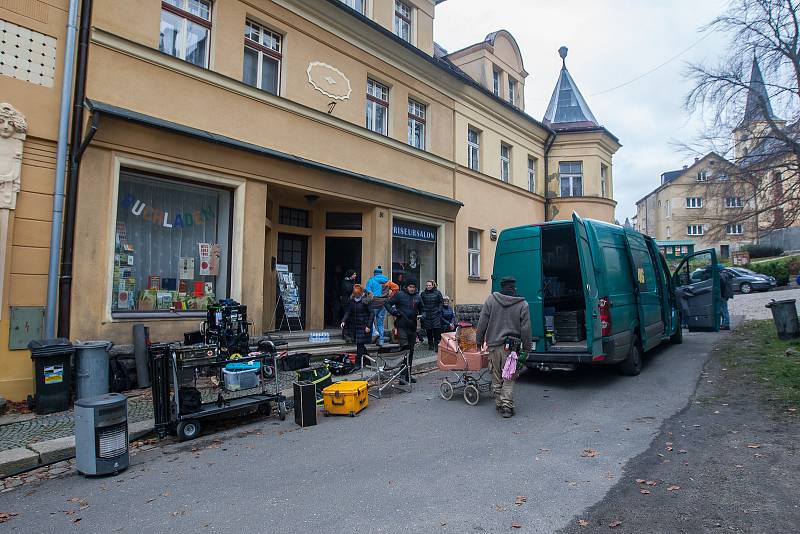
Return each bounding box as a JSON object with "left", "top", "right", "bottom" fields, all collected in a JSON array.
[{"left": 0, "top": 347, "right": 438, "bottom": 479}]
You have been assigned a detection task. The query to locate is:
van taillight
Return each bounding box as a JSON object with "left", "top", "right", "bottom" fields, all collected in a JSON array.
[{"left": 599, "top": 297, "right": 611, "bottom": 336}]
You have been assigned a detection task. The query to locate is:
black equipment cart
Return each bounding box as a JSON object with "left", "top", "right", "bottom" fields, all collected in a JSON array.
[{"left": 150, "top": 339, "right": 287, "bottom": 441}]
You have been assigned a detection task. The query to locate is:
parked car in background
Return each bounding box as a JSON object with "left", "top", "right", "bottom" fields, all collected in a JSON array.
[
  {"left": 724, "top": 267, "right": 776, "bottom": 293},
  {"left": 690, "top": 266, "right": 776, "bottom": 293}
]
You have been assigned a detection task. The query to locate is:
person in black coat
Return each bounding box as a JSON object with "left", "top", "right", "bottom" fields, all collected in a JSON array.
[
  {"left": 441, "top": 295, "right": 456, "bottom": 333},
  {"left": 420, "top": 280, "right": 444, "bottom": 350},
  {"left": 384, "top": 278, "right": 422, "bottom": 383},
  {"left": 341, "top": 284, "right": 374, "bottom": 368},
  {"left": 340, "top": 269, "right": 358, "bottom": 341}
]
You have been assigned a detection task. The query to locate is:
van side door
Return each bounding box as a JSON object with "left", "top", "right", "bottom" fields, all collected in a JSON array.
[
  {"left": 623, "top": 229, "right": 664, "bottom": 351},
  {"left": 672, "top": 249, "right": 720, "bottom": 332},
  {"left": 572, "top": 214, "right": 602, "bottom": 356}
]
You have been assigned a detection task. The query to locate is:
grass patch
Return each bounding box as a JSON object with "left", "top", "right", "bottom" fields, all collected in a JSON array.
[{"left": 719, "top": 320, "right": 800, "bottom": 405}]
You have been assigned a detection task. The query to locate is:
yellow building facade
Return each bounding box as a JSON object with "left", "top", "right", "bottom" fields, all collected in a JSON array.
[{"left": 0, "top": 0, "right": 620, "bottom": 400}]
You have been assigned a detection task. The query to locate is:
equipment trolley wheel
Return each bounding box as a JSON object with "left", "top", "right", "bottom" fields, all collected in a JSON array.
[
  {"left": 439, "top": 380, "right": 454, "bottom": 400},
  {"left": 278, "top": 401, "right": 287, "bottom": 421},
  {"left": 177, "top": 419, "right": 201, "bottom": 442},
  {"left": 463, "top": 384, "right": 480, "bottom": 406}
]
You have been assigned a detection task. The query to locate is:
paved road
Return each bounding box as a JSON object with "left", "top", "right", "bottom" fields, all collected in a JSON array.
[{"left": 0, "top": 330, "right": 726, "bottom": 533}]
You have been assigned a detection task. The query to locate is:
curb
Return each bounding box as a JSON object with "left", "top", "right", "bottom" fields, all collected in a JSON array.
[{"left": 0, "top": 357, "right": 439, "bottom": 478}]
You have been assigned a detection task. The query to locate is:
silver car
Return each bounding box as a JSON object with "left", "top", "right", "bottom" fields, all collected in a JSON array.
[{"left": 723, "top": 267, "right": 777, "bottom": 293}]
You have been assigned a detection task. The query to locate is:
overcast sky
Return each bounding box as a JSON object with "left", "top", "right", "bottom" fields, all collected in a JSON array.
[{"left": 434, "top": 0, "right": 731, "bottom": 222}]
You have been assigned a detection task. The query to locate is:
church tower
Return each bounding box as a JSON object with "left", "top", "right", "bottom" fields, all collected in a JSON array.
[{"left": 734, "top": 57, "right": 785, "bottom": 162}]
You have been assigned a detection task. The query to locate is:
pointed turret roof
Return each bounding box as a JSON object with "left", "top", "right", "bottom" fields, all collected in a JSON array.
[
  {"left": 742, "top": 57, "right": 778, "bottom": 124},
  {"left": 543, "top": 46, "right": 599, "bottom": 129}
]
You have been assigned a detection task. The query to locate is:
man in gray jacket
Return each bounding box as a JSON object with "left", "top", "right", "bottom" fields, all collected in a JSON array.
[{"left": 476, "top": 276, "right": 532, "bottom": 418}]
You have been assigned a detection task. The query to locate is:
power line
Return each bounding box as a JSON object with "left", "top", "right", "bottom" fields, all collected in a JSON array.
[{"left": 589, "top": 31, "right": 715, "bottom": 97}]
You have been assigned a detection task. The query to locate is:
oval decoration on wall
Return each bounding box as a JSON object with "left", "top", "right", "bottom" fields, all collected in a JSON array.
[{"left": 306, "top": 61, "right": 352, "bottom": 101}]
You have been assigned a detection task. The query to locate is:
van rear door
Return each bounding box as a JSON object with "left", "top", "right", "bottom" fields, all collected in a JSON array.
[
  {"left": 672, "top": 249, "right": 720, "bottom": 332},
  {"left": 492, "top": 225, "right": 543, "bottom": 349},
  {"left": 572, "top": 214, "right": 602, "bottom": 356},
  {"left": 623, "top": 229, "right": 664, "bottom": 351}
]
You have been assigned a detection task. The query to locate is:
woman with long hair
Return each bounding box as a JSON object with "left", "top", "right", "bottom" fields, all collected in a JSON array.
[{"left": 341, "top": 284, "right": 375, "bottom": 368}]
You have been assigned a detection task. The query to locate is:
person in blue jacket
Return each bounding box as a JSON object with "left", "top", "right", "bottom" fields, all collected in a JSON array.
[{"left": 365, "top": 266, "right": 389, "bottom": 345}]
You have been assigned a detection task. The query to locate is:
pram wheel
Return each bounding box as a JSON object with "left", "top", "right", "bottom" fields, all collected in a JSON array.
[
  {"left": 463, "top": 384, "right": 480, "bottom": 406},
  {"left": 439, "top": 380, "right": 454, "bottom": 400}
]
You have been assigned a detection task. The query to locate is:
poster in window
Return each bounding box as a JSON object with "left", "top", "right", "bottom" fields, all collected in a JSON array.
[{"left": 179, "top": 257, "right": 195, "bottom": 279}]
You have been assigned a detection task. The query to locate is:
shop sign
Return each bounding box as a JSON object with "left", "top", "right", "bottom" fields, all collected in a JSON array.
[
  {"left": 393, "top": 221, "right": 437, "bottom": 242},
  {"left": 120, "top": 194, "right": 216, "bottom": 229}
]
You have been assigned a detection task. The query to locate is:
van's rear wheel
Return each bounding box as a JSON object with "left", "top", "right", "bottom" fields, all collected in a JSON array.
[{"left": 619, "top": 335, "right": 643, "bottom": 376}]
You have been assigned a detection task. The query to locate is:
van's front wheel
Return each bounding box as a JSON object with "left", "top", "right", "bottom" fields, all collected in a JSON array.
[{"left": 619, "top": 335, "right": 643, "bottom": 376}]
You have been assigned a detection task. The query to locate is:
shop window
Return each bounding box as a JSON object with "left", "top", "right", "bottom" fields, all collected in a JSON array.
[
  {"left": 468, "top": 229, "right": 481, "bottom": 278},
  {"left": 392, "top": 220, "right": 437, "bottom": 288},
  {"left": 326, "top": 212, "right": 362, "bottom": 230},
  {"left": 279, "top": 207, "right": 310, "bottom": 228},
  {"left": 559, "top": 161, "right": 582, "bottom": 197},
  {"left": 366, "top": 78, "right": 389, "bottom": 135},
  {"left": 394, "top": 1, "right": 412, "bottom": 43},
  {"left": 113, "top": 170, "right": 231, "bottom": 314},
  {"left": 407, "top": 98, "right": 426, "bottom": 150},
  {"left": 159, "top": 0, "right": 212, "bottom": 68},
  {"left": 243, "top": 19, "right": 282, "bottom": 95}
]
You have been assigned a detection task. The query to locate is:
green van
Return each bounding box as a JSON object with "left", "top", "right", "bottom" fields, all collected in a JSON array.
[{"left": 491, "top": 214, "right": 721, "bottom": 375}]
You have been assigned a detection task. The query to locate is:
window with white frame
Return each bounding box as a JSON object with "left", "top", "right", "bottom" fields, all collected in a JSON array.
[
  {"left": 726, "top": 223, "right": 744, "bottom": 235},
  {"left": 686, "top": 197, "right": 703, "bottom": 208},
  {"left": 243, "top": 20, "right": 281, "bottom": 95},
  {"left": 468, "top": 229, "right": 481, "bottom": 277},
  {"left": 718, "top": 172, "right": 729, "bottom": 181},
  {"left": 394, "top": 1, "right": 412, "bottom": 42},
  {"left": 697, "top": 170, "right": 708, "bottom": 181},
  {"left": 366, "top": 79, "right": 389, "bottom": 135},
  {"left": 687, "top": 224, "right": 704, "bottom": 236},
  {"left": 407, "top": 98, "right": 426, "bottom": 150},
  {"left": 666, "top": 226, "right": 671, "bottom": 239},
  {"left": 508, "top": 78, "right": 517, "bottom": 106},
  {"left": 500, "top": 144, "right": 511, "bottom": 182},
  {"left": 600, "top": 164, "right": 609, "bottom": 198},
  {"left": 492, "top": 68, "right": 501, "bottom": 97},
  {"left": 159, "top": 0, "right": 212, "bottom": 68},
  {"left": 339, "top": 0, "right": 365, "bottom": 15},
  {"left": 527, "top": 156, "right": 537, "bottom": 192},
  {"left": 725, "top": 196, "right": 743, "bottom": 208},
  {"left": 467, "top": 128, "right": 480, "bottom": 171},
  {"left": 559, "top": 161, "right": 583, "bottom": 197}
]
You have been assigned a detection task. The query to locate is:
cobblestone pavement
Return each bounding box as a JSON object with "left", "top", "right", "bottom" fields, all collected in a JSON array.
[
  {"left": 728, "top": 287, "right": 800, "bottom": 320},
  {"left": 0, "top": 346, "right": 437, "bottom": 453}
]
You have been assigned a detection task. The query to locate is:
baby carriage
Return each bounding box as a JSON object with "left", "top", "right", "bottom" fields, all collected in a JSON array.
[{"left": 437, "top": 324, "right": 491, "bottom": 405}]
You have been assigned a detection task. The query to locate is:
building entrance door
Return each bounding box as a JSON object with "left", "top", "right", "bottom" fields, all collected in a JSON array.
[
  {"left": 276, "top": 233, "right": 308, "bottom": 330},
  {"left": 324, "top": 237, "right": 362, "bottom": 327}
]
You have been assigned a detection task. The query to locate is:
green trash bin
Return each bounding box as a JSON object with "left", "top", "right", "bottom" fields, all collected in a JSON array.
[
  {"left": 765, "top": 299, "right": 800, "bottom": 340},
  {"left": 28, "top": 338, "right": 75, "bottom": 415}
]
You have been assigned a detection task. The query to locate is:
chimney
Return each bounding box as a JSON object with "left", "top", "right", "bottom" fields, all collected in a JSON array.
[
  {"left": 683, "top": 165, "right": 688, "bottom": 170},
  {"left": 694, "top": 157, "right": 699, "bottom": 163}
]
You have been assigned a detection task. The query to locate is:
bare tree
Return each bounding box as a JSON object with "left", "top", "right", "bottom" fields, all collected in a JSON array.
[{"left": 685, "top": 0, "right": 800, "bottom": 239}]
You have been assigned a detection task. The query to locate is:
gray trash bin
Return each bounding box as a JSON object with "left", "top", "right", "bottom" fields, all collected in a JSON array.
[
  {"left": 765, "top": 299, "right": 800, "bottom": 340},
  {"left": 75, "top": 341, "right": 113, "bottom": 400}
]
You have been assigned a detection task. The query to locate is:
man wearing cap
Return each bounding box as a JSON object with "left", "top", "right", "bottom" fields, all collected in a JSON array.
[
  {"left": 384, "top": 278, "right": 422, "bottom": 383},
  {"left": 476, "top": 276, "right": 532, "bottom": 418},
  {"left": 366, "top": 266, "right": 389, "bottom": 346}
]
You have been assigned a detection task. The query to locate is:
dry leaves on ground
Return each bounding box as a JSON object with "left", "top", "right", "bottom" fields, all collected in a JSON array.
[
  {"left": 667, "top": 485, "right": 681, "bottom": 491},
  {"left": 746, "top": 444, "right": 761, "bottom": 449},
  {"left": 495, "top": 504, "right": 507, "bottom": 512},
  {"left": 640, "top": 489, "right": 651, "bottom": 495},
  {"left": 514, "top": 496, "right": 527, "bottom": 506},
  {"left": 581, "top": 449, "right": 599, "bottom": 458},
  {"left": 609, "top": 520, "right": 622, "bottom": 528},
  {"left": 0, "top": 512, "right": 18, "bottom": 523},
  {"left": 511, "top": 522, "right": 522, "bottom": 529},
  {"left": 635, "top": 478, "right": 646, "bottom": 483},
  {"left": 577, "top": 519, "right": 590, "bottom": 527}
]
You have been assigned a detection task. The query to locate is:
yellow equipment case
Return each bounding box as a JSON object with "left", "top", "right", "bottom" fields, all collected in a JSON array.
[{"left": 322, "top": 381, "right": 368, "bottom": 417}]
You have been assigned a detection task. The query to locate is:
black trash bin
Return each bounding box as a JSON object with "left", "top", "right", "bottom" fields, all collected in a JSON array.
[
  {"left": 765, "top": 299, "right": 800, "bottom": 340},
  {"left": 28, "top": 338, "right": 75, "bottom": 415}
]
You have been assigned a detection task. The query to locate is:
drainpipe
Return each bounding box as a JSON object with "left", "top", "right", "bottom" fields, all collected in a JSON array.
[
  {"left": 542, "top": 131, "right": 556, "bottom": 220},
  {"left": 44, "top": 0, "right": 79, "bottom": 338},
  {"left": 56, "top": 0, "right": 94, "bottom": 338}
]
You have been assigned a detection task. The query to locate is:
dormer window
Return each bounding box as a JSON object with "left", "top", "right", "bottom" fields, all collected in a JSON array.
[
  {"left": 508, "top": 78, "right": 517, "bottom": 106},
  {"left": 697, "top": 170, "right": 708, "bottom": 181},
  {"left": 394, "top": 1, "right": 412, "bottom": 42}
]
